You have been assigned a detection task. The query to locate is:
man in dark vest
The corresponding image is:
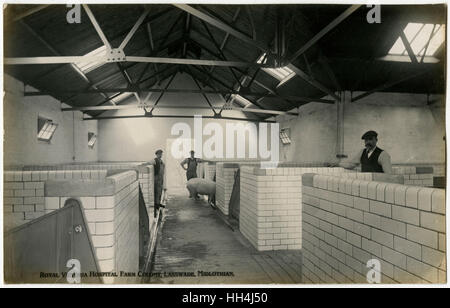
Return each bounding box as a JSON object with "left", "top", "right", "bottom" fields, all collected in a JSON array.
[
  {"left": 180, "top": 150, "right": 207, "bottom": 181},
  {"left": 180, "top": 150, "right": 210, "bottom": 198},
  {"left": 340, "top": 130, "right": 392, "bottom": 173}
]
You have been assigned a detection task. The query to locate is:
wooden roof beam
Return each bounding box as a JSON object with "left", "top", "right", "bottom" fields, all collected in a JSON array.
[
  {"left": 173, "top": 4, "right": 340, "bottom": 101},
  {"left": 289, "top": 5, "right": 361, "bottom": 62}
]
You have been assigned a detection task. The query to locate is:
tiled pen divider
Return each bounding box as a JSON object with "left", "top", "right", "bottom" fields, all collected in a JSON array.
[
  {"left": 4, "top": 170, "right": 141, "bottom": 283},
  {"left": 136, "top": 164, "right": 154, "bottom": 216},
  {"left": 216, "top": 162, "right": 263, "bottom": 216},
  {"left": 3, "top": 170, "right": 108, "bottom": 230},
  {"left": 198, "top": 160, "right": 262, "bottom": 215},
  {"left": 238, "top": 165, "right": 412, "bottom": 253},
  {"left": 216, "top": 163, "right": 239, "bottom": 216},
  {"left": 215, "top": 161, "right": 398, "bottom": 219},
  {"left": 44, "top": 170, "right": 140, "bottom": 284},
  {"left": 301, "top": 173, "right": 446, "bottom": 284},
  {"left": 239, "top": 165, "right": 348, "bottom": 252},
  {"left": 22, "top": 162, "right": 146, "bottom": 171},
  {"left": 338, "top": 171, "right": 405, "bottom": 184},
  {"left": 20, "top": 162, "right": 155, "bottom": 212},
  {"left": 201, "top": 162, "right": 216, "bottom": 181},
  {"left": 430, "top": 164, "right": 446, "bottom": 177},
  {"left": 392, "top": 165, "right": 436, "bottom": 187},
  {"left": 215, "top": 161, "right": 293, "bottom": 216},
  {"left": 208, "top": 162, "right": 217, "bottom": 181},
  {"left": 196, "top": 162, "right": 217, "bottom": 181}
]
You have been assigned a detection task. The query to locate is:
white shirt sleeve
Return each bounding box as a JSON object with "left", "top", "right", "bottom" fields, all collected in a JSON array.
[
  {"left": 339, "top": 149, "right": 363, "bottom": 169},
  {"left": 378, "top": 151, "right": 393, "bottom": 174},
  {"left": 349, "top": 149, "right": 364, "bottom": 165}
]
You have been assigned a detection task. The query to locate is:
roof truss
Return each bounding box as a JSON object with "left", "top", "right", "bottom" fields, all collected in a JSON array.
[{"left": 4, "top": 3, "right": 445, "bottom": 119}]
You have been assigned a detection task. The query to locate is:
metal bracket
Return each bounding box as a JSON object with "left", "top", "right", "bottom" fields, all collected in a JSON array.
[{"left": 106, "top": 49, "right": 126, "bottom": 62}]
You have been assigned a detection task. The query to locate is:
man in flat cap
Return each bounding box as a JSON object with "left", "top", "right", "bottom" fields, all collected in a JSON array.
[
  {"left": 150, "top": 149, "right": 166, "bottom": 217},
  {"left": 339, "top": 130, "right": 392, "bottom": 174}
]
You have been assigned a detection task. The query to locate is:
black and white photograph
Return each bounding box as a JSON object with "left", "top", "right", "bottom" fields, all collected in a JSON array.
[{"left": 1, "top": 1, "right": 447, "bottom": 288}]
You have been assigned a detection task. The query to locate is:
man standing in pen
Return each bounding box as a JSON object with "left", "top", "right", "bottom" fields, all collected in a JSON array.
[
  {"left": 180, "top": 150, "right": 207, "bottom": 181},
  {"left": 180, "top": 150, "right": 209, "bottom": 198},
  {"left": 339, "top": 130, "right": 393, "bottom": 174}
]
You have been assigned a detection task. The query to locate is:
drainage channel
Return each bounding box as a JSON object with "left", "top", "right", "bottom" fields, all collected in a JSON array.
[{"left": 140, "top": 207, "right": 166, "bottom": 283}]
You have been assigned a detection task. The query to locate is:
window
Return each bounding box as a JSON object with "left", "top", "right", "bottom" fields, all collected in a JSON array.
[
  {"left": 75, "top": 45, "right": 108, "bottom": 73},
  {"left": 37, "top": 117, "right": 58, "bottom": 142},
  {"left": 387, "top": 23, "right": 445, "bottom": 62},
  {"left": 88, "top": 132, "right": 97, "bottom": 148},
  {"left": 231, "top": 94, "right": 252, "bottom": 107},
  {"left": 280, "top": 128, "right": 291, "bottom": 145},
  {"left": 110, "top": 92, "right": 134, "bottom": 104},
  {"left": 257, "top": 53, "right": 296, "bottom": 83}
]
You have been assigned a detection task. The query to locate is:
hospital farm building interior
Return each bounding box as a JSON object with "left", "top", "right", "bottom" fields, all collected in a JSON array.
[{"left": 2, "top": 3, "right": 447, "bottom": 284}]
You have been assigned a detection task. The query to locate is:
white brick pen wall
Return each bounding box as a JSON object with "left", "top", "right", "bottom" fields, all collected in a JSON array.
[
  {"left": 112, "top": 172, "right": 140, "bottom": 283},
  {"left": 238, "top": 165, "right": 415, "bottom": 252},
  {"left": 240, "top": 166, "right": 302, "bottom": 251},
  {"left": 18, "top": 162, "right": 155, "bottom": 214},
  {"left": 4, "top": 170, "right": 139, "bottom": 283},
  {"left": 206, "top": 163, "right": 216, "bottom": 181},
  {"left": 22, "top": 162, "right": 145, "bottom": 171},
  {"left": 3, "top": 170, "right": 108, "bottom": 230},
  {"left": 8, "top": 162, "right": 156, "bottom": 220},
  {"left": 137, "top": 165, "right": 154, "bottom": 219},
  {"left": 215, "top": 163, "right": 239, "bottom": 216},
  {"left": 392, "top": 166, "right": 435, "bottom": 187},
  {"left": 431, "top": 164, "right": 446, "bottom": 177},
  {"left": 239, "top": 166, "right": 350, "bottom": 251},
  {"left": 301, "top": 173, "right": 446, "bottom": 284},
  {"left": 48, "top": 171, "right": 138, "bottom": 283},
  {"left": 196, "top": 162, "right": 216, "bottom": 181},
  {"left": 215, "top": 162, "right": 264, "bottom": 217}
]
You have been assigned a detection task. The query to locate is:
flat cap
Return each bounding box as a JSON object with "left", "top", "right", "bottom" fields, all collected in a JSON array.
[
  {"left": 361, "top": 130, "right": 378, "bottom": 140},
  {"left": 155, "top": 149, "right": 163, "bottom": 155}
]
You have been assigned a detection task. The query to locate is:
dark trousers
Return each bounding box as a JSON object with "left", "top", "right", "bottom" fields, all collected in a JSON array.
[{"left": 154, "top": 176, "right": 163, "bottom": 218}]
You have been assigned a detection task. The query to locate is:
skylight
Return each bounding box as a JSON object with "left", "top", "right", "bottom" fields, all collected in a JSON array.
[
  {"left": 231, "top": 94, "right": 252, "bottom": 107},
  {"left": 110, "top": 92, "right": 134, "bottom": 104},
  {"left": 257, "top": 53, "right": 296, "bottom": 82},
  {"left": 37, "top": 118, "right": 58, "bottom": 142},
  {"left": 75, "top": 45, "right": 108, "bottom": 73},
  {"left": 388, "top": 23, "right": 445, "bottom": 58}
]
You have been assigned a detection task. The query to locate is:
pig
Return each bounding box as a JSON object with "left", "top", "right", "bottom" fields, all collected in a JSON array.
[{"left": 186, "top": 178, "right": 216, "bottom": 208}]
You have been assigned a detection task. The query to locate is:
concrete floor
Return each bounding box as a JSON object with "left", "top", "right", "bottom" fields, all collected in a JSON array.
[{"left": 148, "top": 193, "right": 303, "bottom": 284}]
